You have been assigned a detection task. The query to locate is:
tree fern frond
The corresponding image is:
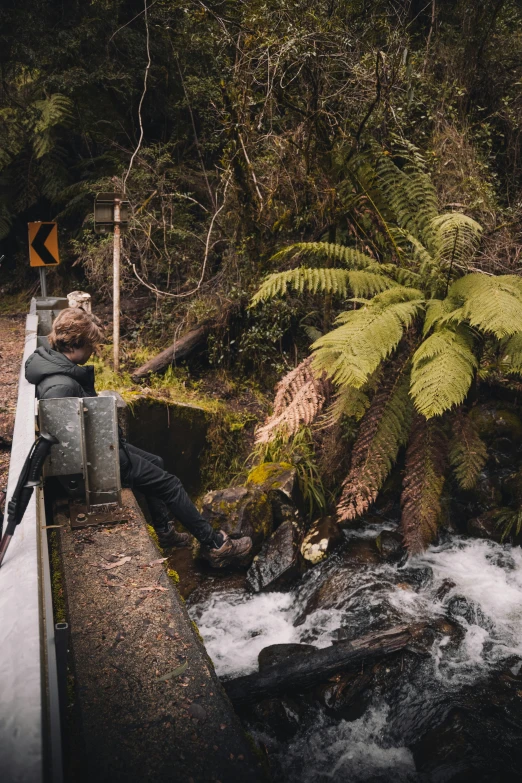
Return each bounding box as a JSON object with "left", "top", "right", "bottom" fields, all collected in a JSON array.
[
  {"left": 270, "top": 242, "right": 377, "bottom": 270},
  {"left": 313, "top": 291, "right": 423, "bottom": 389},
  {"left": 379, "top": 264, "right": 423, "bottom": 288},
  {"left": 375, "top": 151, "right": 438, "bottom": 241},
  {"left": 255, "top": 357, "right": 331, "bottom": 443},
  {"left": 449, "top": 274, "right": 522, "bottom": 337},
  {"left": 431, "top": 213, "right": 482, "bottom": 269},
  {"left": 337, "top": 352, "right": 413, "bottom": 522},
  {"left": 423, "top": 298, "right": 458, "bottom": 336},
  {"left": 401, "top": 415, "right": 446, "bottom": 553},
  {"left": 499, "top": 333, "right": 522, "bottom": 375},
  {"left": 410, "top": 325, "right": 477, "bottom": 417},
  {"left": 448, "top": 411, "right": 487, "bottom": 490},
  {"left": 302, "top": 325, "right": 323, "bottom": 344},
  {"left": 251, "top": 266, "right": 396, "bottom": 304},
  {"left": 32, "top": 94, "right": 73, "bottom": 159},
  {"left": 319, "top": 386, "right": 370, "bottom": 429}
]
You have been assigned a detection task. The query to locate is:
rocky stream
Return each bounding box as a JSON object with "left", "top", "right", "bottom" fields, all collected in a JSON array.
[{"left": 175, "top": 400, "right": 522, "bottom": 783}]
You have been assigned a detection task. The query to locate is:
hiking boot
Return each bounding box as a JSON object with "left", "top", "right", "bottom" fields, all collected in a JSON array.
[
  {"left": 156, "top": 522, "right": 193, "bottom": 549},
  {"left": 201, "top": 530, "right": 253, "bottom": 569}
]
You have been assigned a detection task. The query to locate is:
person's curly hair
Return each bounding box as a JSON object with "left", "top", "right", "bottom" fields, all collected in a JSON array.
[{"left": 48, "top": 308, "right": 104, "bottom": 353}]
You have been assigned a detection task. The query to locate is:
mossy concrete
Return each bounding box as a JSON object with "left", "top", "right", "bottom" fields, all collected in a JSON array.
[{"left": 56, "top": 489, "right": 267, "bottom": 783}]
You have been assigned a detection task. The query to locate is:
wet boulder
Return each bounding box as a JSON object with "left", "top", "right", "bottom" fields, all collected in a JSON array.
[
  {"left": 201, "top": 464, "right": 303, "bottom": 554},
  {"left": 246, "top": 518, "right": 303, "bottom": 592},
  {"left": 314, "top": 669, "right": 372, "bottom": 722},
  {"left": 246, "top": 695, "right": 304, "bottom": 741},
  {"left": 375, "top": 529, "right": 404, "bottom": 562},
  {"left": 200, "top": 485, "right": 272, "bottom": 550},
  {"left": 300, "top": 516, "right": 344, "bottom": 565},
  {"left": 246, "top": 462, "right": 301, "bottom": 526},
  {"left": 467, "top": 510, "right": 503, "bottom": 542},
  {"left": 470, "top": 404, "right": 522, "bottom": 442}
]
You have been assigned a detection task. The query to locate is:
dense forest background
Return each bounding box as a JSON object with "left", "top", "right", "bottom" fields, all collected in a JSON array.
[
  {"left": 2, "top": 0, "right": 521, "bottom": 351},
  {"left": 2, "top": 0, "right": 522, "bottom": 534}
]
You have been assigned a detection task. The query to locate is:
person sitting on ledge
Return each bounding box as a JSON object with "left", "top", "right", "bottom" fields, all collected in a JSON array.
[{"left": 25, "top": 307, "right": 252, "bottom": 569}]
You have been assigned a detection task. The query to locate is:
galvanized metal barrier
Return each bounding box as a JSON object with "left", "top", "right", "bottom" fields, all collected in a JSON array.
[
  {"left": 0, "top": 294, "right": 125, "bottom": 782},
  {"left": 0, "top": 300, "right": 63, "bottom": 783}
]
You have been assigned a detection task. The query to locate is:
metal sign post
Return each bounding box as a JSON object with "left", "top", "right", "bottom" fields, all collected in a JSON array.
[
  {"left": 94, "top": 193, "right": 129, "bottom": 373},
  {"left": 39, "top": 269, "right": 48, "bottom": 297}
]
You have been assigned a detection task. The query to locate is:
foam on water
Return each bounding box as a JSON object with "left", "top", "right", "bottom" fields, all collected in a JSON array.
[
  {"left": 267, "top": 706, "right": 417, "bottom": 783},
  {"left": 192, "top": 590, "right": 297, "bottom": 678},
  {"left": 190, "top": 534, "right": 522, "bottom": 780}
]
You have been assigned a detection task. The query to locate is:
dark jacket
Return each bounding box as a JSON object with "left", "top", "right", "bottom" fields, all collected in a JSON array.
[{"left": 25, "top": 345, "right": 97, "bottom": 400}]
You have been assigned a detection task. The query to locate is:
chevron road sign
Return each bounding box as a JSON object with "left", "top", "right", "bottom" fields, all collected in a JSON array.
[{"left": 28, "top": 222, "right": 60, "bottom": 267}]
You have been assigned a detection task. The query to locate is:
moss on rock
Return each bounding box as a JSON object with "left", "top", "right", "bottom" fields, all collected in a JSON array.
[{"left": 246, "top": 461, "right": 294, "bottom": 487}]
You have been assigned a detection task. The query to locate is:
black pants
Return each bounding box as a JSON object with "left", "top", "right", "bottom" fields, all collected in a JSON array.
[{"left": 119, "top": 443, "right": 216, "bottom": 546}]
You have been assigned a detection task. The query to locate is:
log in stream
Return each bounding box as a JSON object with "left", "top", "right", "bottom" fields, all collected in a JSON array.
[{"left": 223, "top": 623, "right": 429, "bottom": 707}]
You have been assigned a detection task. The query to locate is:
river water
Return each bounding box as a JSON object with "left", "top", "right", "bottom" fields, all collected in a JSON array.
[{"left": 189, "top": 526, "right": 522, "bottom": 781}]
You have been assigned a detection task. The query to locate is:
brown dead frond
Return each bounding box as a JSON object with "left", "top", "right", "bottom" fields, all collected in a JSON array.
[
  {"left": 255, "top": 356, "right": 331, "bottom": 444},
  {"left": 336, "top": 351, "right": 413, "bottom": 523},
  {"left": 400, "top": 415, "right": 447, "bottom": 554}
]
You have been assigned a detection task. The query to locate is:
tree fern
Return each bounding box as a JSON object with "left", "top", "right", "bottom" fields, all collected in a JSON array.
[
  {"left": 410, "top": 325, "right": 477, "bottom": 417},
  {"left": 252, "top": 144, "right": 522, "bottom": 551},
  {"left": 401, "top": 416, "right": 446, "bottom": 553},
  {"left": 448, "top": 411, "right": 487, "bottom": 490},
  {"left": 337, "top": 352, "right": 413, "bottom": 523}
]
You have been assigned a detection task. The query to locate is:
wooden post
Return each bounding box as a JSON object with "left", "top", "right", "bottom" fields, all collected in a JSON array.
[{"left": 113, "top": 198, "right": 121, "bottom": 373}]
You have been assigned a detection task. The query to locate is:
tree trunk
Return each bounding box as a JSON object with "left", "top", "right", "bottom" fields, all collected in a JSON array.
[
  {"left": 131, "top": 324, "right": 209, "bottom": 381},
  {"left": 223, "top": 623, "right": 428, "bottom": 707}
]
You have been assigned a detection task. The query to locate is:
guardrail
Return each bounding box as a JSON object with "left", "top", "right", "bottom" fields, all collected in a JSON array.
[{"left": 0, "top": 301, "right": 63, "bottom": 783}]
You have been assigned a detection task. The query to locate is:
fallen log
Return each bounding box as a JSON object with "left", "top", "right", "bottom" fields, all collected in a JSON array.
[
  {"left": 131, "top": 323, "right": 209, "bottom": 381},
  {"left": 223, "top": 623, "right": 429, "bottom": 707}
]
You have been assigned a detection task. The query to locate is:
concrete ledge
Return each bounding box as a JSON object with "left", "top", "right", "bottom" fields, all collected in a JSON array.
[{"left": 56, "top": 489, "right": 266, "bottom": 783}]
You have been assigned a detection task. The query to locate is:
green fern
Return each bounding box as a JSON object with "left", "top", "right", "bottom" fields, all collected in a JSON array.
[
  {"left": 410, "top": 325, "right": 477, "bottom": 417},
  {"left": 495, "top": 508, "right": 522, "bottom": 542},
  {"left": 448, "top": 274, "right": 522, "bottom": 338},
  {"left": 431, "top": 213, "right": 482, "bottom": 269},
  {"left": 32, "top": 94, "right": 73, "bottom": 159},
  {"left": 251, "top": 266, "right": 395, "bottom": 304},
  {"left": 499, "top": 333, "right": 522, "bottom": 375},
  {"left": 319, "top": 386, "right": 370, "bottom": 428},
  {"left": 312, "top": 287, "right": 423, "bottom": 389},
  {"left": 270, "top": 241, "right": 381, "bottom": 270}
]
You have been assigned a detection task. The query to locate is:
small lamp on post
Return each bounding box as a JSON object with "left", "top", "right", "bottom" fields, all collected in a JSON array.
[{"left": 94, "top": 193, "right": 129, "bottom": 372}]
